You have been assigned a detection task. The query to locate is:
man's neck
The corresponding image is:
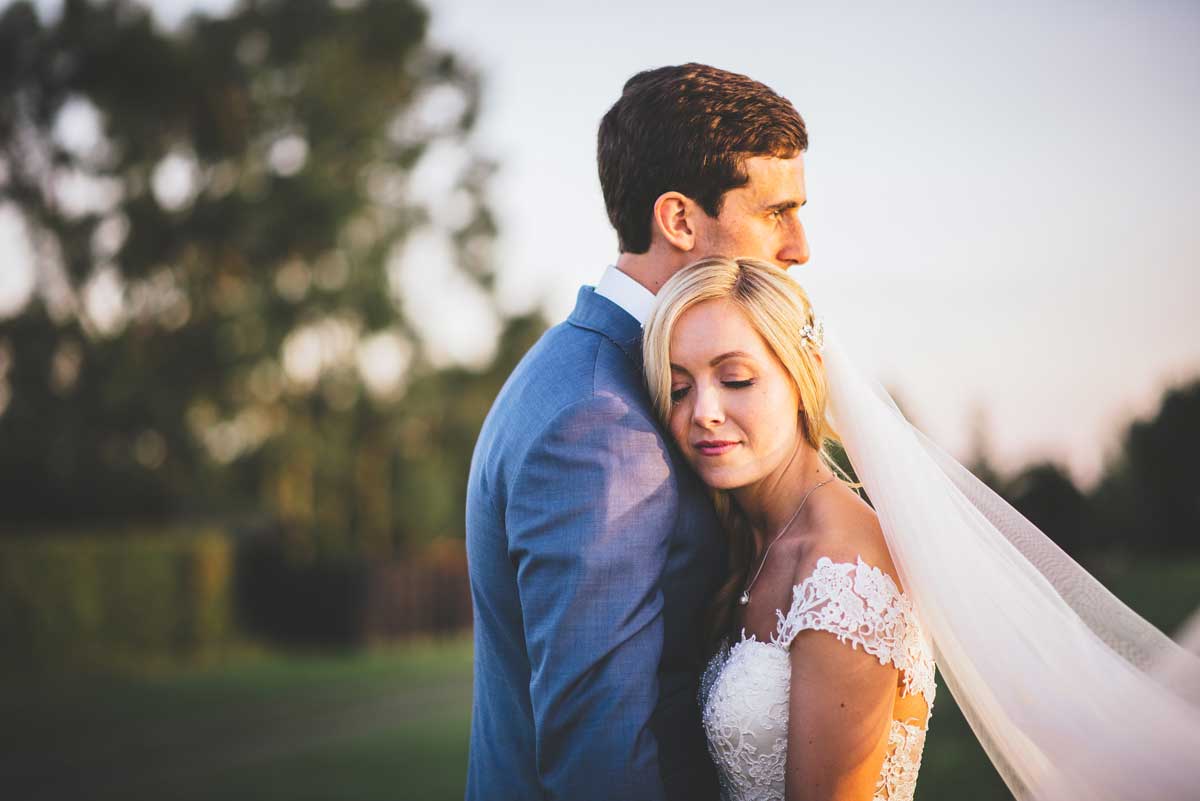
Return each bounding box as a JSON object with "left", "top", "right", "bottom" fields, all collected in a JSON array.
[{"left": 614, "top": 249, "right": 688, "bottom": 296}]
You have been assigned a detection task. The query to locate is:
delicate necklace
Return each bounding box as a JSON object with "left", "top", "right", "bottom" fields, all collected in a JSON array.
[{"left": 739, "top": 476, "right": 835, "bottom": 606}]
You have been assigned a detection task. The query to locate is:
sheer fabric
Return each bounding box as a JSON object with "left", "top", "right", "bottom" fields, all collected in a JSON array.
[
  {"left": 821, "top": 333, "right": 1200, "bottom": 800},
  {"left": 700, "top": 556, "right": 936, "bottom": 801}
]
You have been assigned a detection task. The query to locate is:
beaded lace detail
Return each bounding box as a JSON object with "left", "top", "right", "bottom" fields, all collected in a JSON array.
[{"left": 699, "top": 556, "right": 936, "bottom": 801}]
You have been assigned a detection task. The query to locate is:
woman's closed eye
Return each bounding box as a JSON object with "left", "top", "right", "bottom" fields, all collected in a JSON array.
[{"left": 670, "top": 379, "right": 755, "bottom": 404}]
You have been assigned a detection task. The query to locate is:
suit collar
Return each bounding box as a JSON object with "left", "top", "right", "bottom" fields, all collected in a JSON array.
[{"left": 567, "top": 286, "right": 644, "bottom": 368}]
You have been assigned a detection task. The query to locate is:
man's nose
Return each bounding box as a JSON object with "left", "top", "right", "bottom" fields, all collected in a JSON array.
[{"left": 779, "top": 220, "right": 810, "bottom": 267}]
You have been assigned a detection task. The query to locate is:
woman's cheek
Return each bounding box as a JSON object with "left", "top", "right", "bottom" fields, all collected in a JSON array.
[
  {"left": 761, "top": 385, "right": 792, "bottom": 426},
  {"left": 668, "top": 413, "right": 689, "bottom": 456}
]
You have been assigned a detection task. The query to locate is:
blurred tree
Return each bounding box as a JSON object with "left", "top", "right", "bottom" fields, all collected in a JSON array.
[
  {"left": 1005, "top": 461, "right": 1090, "bottom": 556},
  {"left": 964, "top": 404, "right": 1004, "bottom": 493},
  {"left": 0, "top": 0, "right": 541, "bottom": 557},
  {"left": 1090, "top": 379, "right": 1200, "bottom": 554}
]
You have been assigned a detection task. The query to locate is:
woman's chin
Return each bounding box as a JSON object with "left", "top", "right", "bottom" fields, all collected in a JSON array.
[{"left": 693, "top": 464, "right": 751, "bottom": 492}]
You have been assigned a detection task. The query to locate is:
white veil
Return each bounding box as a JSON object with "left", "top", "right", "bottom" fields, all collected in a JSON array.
[{"left": 822, "top": 333, "right": 1200, "bottom": 801}]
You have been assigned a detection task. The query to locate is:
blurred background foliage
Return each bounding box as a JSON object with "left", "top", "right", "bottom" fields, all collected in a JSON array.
[
  {"left": 0, "top": 1, "right": 1195, "bottom": 799},
  {"left": 966, "top": 376, "right": 1200, "bottom": 557},
  {"left": 0, "top": 0, "right": 543, "bottom": 558}
]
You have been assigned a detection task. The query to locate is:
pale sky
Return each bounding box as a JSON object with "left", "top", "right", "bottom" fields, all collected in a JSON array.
[
  {"left": 3, "top": 0, "right": 1198, "bottom": 486},
  {"left": 422, "top": 0, "right": 1200, "bottom": 487}
]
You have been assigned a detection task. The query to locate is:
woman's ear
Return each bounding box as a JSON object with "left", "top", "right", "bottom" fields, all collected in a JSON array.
[{"left": 652, "top": 192, "right": 698, "bottom": 252}]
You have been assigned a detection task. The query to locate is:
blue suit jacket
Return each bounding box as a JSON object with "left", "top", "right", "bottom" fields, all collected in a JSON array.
[{"left": 465, "top": 286, "right": 725, "bottom": 801}]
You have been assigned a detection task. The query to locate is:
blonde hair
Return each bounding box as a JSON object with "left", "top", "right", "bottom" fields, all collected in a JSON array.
[{"left": 642, "top": 256, "right": 851, "bottom": 647}]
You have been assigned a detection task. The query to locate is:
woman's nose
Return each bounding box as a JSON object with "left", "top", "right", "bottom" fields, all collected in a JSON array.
[{"left": 692, "top": 384, "right": 725, "bottom": 427}]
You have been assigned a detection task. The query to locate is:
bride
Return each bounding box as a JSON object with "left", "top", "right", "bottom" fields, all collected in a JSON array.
[{"left": 641, "top": 256, "right": 1200, "bottom": 801}]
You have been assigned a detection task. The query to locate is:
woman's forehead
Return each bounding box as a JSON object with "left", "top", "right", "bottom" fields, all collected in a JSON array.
[{"left": 669, "top": 300, "right": 772, "bottom": 366}]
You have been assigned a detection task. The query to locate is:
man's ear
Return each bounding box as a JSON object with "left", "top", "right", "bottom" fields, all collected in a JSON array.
[{"left": 652, "top": 192, "right": 699, "bottom": 252}]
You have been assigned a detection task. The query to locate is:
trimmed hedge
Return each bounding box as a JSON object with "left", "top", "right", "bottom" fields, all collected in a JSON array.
[
  {"left": 234, "top": 534, "right": 473, "bottom": 648},
  {"left": 234, "top": 535, "right": 370, "bottom": 648},
  {"left": 0, "top": 528, "right": 234, "bottom": 668},
  {"left": 0, "top": 527, "right": 475, "bottom": 669}
]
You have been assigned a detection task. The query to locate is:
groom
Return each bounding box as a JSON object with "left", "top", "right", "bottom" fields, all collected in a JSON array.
[{"left": 465, "top": 63, "right": 810, "bottom": 801}]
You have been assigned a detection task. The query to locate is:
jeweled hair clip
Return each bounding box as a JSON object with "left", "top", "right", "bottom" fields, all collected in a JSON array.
[{"left": 800, "top": 315, "right": 825, "bottom": 351}]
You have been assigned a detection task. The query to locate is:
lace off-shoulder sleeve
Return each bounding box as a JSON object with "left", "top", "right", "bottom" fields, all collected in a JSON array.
[{"left": 773, "top": 556, "right": 936, "bottom": 706}]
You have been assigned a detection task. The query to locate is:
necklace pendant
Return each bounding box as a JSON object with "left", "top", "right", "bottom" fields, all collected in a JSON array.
[{"left": 738, "top": 591, "right": 750, "bottom": 606}]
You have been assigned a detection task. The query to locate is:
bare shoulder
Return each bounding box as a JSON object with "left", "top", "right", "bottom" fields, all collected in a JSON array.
[{"left": 789, "top": 480, "right": 904, "bottom": 593}]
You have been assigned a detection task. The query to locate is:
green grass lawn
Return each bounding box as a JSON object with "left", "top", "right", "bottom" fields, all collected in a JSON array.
[
  {"left": 1, "top": 555, "right": 1195, "bottom": 801},
  {"left": 1, "top": 637, "right": 475, "bottom": 801}
]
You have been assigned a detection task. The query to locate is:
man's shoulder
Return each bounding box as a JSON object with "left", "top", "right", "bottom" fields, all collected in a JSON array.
[
  {"left": 472, "top": 316, "right": 664, "bottom": 490},
  {"left": 494, "top": 317, "right": 646, "bottom": 420}
]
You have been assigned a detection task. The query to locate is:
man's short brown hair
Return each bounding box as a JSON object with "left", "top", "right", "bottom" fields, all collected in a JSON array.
[{"left": 597, "top": 63, "right": 808, "bottom": 254}]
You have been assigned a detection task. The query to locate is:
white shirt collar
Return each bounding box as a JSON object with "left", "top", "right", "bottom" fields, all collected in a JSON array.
[{"left": 594, "top": 265, "right": 656, "bottom": 326}]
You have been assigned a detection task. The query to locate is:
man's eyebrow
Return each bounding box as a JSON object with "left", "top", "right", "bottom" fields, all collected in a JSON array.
[{"left": 763, "top": 199, "right": 807, "bottom": 212}]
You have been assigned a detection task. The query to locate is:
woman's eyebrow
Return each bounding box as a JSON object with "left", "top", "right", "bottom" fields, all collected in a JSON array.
[
  {"left": 709, "top": 351, "right": 751, "bottom": 366},
  {"left": 670, "top": 351, "right": 753, "bottom": 372}
]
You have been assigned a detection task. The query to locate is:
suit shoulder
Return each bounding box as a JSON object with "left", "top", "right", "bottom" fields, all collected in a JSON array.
[
  {"left": 503, "top": 321, "right": 602, "bottom": 401},
  {"left": 472, "top": 322, "right": 663, "bottom": 488},
  {"left": 493, "top": 321, "right": 649, "bottom": 421}
]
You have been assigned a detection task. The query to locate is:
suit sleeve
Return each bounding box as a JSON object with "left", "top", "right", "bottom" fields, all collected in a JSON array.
[{"left": 507, "top": 394, "right": 677, "bottom": 801}]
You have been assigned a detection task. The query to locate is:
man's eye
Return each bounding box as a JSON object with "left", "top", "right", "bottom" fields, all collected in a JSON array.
[
  {"left": 723, "top": 379, "right": 755, "bottom": 389},
  {"left": 670, "top": 386, "right": 690, "bottom": 403}
]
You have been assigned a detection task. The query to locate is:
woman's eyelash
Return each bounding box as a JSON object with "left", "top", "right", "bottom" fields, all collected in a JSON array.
[
  {"left": 670, "top": 379, "right": 754, "bottom": 404},
  {"left": 671, "top": 380, "right": 754, "bottom": 403}
]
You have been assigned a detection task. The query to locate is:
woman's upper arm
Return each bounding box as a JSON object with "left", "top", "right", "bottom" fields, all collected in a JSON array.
[
  {"left": 781, "top": 539, "right": 905, "bottom": 801},
  {"left": 785, "top": 623, "right": 899, "bottom": 801}
]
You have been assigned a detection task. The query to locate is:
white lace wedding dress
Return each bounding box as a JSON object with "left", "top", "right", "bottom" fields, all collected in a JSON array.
[{"left": 699, "top": 556, "right": 938, "bottom": 801}]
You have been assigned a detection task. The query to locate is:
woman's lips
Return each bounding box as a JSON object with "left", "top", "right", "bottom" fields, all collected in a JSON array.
[{"left": 695, "top": 440, "right": 739, "bottom": 457}]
